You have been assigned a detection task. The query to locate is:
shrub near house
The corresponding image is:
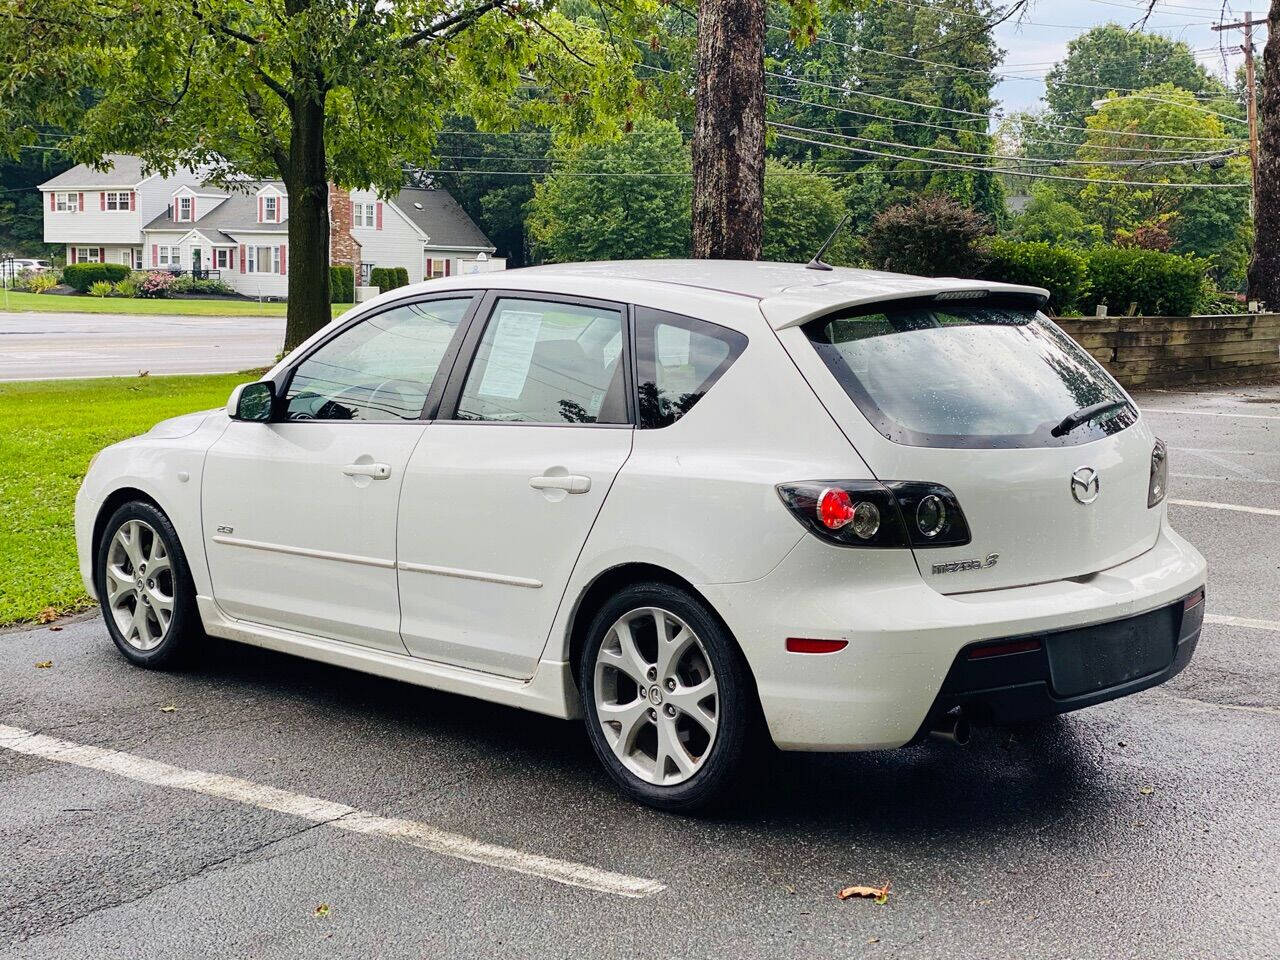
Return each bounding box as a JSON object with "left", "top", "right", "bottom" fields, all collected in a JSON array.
[{"left": 61, "top": 263, "right": 130, "bottom": 292}]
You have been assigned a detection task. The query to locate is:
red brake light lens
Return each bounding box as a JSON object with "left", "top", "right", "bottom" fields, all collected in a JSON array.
[
  {"left": 1183, "top": 587, "right": 1205, "bottom": 610},
  {"left": 817, "top": 487, "right": 856, "bottom": 529},
  {"left": 967, "top": 638, "right": 1042, "bottom": 660}
]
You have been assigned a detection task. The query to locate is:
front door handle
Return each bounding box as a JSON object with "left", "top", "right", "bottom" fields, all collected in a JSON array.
[
  {"left": 343, "top": 462, "right": 392, "bottom": 480},
  {"left": 529, "top": 474, "right": 591, "bottom": 494}
]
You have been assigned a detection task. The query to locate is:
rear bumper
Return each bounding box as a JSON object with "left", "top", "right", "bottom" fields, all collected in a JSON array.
[
  {"left": 699, "top": 524, "right": 1207, "bottom": 751},
  {"left": 912, "top": 591, "right": 1204, "bottom": 738}
]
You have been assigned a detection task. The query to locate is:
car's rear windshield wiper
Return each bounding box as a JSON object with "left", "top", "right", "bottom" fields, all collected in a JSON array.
[{"left": 1050, "top": 399, "right": 1131, "bottom": 437}]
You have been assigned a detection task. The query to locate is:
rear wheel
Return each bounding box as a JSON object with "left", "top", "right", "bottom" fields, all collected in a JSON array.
[
  {"left": 95, "top": 501, "right": 201, "bottom": 668},
  {"left": 579, "top": 582, "right": 757, "bottom": 812}
]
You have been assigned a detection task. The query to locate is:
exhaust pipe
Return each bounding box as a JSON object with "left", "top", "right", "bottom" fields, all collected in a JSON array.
[{"left": 929, "top": 713, "right": 971, "bottom": 747}]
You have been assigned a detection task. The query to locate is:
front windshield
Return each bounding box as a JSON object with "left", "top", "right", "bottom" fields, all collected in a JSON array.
[{"left": 804, "top": 299, "right": 1136, "bottom": 449}]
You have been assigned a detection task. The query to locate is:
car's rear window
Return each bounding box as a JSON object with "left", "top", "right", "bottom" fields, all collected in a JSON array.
[{"left": 803, "top": 298, "right": 1136, "bottom": 449}]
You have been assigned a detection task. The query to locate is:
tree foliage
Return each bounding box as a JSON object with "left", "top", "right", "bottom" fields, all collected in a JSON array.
[
  {"left": 761, "top": 159, "right": 855, "bottom": 263},
  {"left": 862, "top": 194, "right": 990, "bottom": 277}
]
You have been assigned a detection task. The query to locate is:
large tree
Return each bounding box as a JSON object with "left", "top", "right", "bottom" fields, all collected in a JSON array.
[
  {"left": 1250, "top": 1, "right": 1280, "bottom": 306},
  {"left": 0, "top": 0, "right": 653, "bottom": 348}
]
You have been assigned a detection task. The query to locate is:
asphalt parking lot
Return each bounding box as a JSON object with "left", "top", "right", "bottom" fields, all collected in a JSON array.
[
  {"left": 2, "top": 381, "right": 1277, "bottom": 960},
  {"left": 0, "top": 312, "right": 286, "bottom": 380}
]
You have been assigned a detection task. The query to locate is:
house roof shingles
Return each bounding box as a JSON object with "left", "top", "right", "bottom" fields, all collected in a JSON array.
[
  {"left": 393, "top": 188, "right": 494, "bottom": 250},
  {"left": 143, "top": 184, "right": 285, "bottom": 237},
  {"left": 39, "top": 154, "right": 151, "bottom": 189}
]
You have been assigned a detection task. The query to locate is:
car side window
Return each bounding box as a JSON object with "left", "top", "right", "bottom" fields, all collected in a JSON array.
[
  {"left": 634, "top": 307, "right": 747, "bottom": 429},
  {"left": 284, "top": 297, "right": 472, "bottom": 422},
  {"left": 455, "top": 298, "right": 627, "bottom": 424}
]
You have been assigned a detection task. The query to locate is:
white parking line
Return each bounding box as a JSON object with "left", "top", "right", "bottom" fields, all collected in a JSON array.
[
  {"left": 1144, "top": 408, "right": 1280, "bottom": 421},
  {"left": 1205, "top": 613, "right": 1280, "bottom": 633},
  {"left": 0, "top": 725, "right": 665, "bottom": 899},
  {"left": 1168, "top": 498, "right": 1280, "bottom": 517},
  {"left": 1173, "top": 473, "right": 1280, "bottom": 485},
  {"left": 1157, "top": 691, "right": 1280, "bottom": 717}
]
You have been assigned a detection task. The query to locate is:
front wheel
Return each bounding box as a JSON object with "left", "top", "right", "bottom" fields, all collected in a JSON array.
[
  {"left": 578, "top": 582, "right": 758, "bottom": 813},
  {"left": 95, "top": 501, "right": 202, "bottom": 668}
]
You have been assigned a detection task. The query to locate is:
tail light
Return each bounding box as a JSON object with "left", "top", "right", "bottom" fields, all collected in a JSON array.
[
  {"left": 1148, "top": 438, "right": 1168, "bottom": 507},
  {"left": 777, "top": 481, "right": 971, "bottom": 548}
]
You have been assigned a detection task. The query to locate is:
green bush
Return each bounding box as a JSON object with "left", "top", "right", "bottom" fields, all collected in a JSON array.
[
  {"left": 113, "top": 277, "right": 139, "bottom": 298},
  {"left": 88, "top": 280, "right": 115, "bottom": 298},
  {"left": 370, "top": 266, "right": 408, "bottom": 293},
  {"left": 22, "top": 272, "right": 59, "bottom": 294},
  {"left": 169, "top": 274, "right": 235, "bottom": 295},
  {"left": 1085, "top": 247, "right": 1210, "bottom": 316},
  {"left": 329, "top": 265, "right": 354, "bottom": 303},
  {"left": 981, "top": 239, "right": 1090, "bottom": 314},
  {"left": 62, "top": 262, "right": 130, "bottom": 292}
]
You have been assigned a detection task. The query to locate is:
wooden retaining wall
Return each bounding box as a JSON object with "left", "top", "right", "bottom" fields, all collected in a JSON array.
[{"left": 1055, "top": 314, "right": 1280, "bottom": 389}]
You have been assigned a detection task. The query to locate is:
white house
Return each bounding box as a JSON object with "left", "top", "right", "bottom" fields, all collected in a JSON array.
[
  {"left": 40, "top": 156, "right": 504, "bottom": 298},
  {"left": 37, "top": 154, "right": 204, "bottom": 269}
]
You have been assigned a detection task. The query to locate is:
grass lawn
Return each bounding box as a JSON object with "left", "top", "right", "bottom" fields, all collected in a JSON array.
[
  {"left": 0, "top": 371, "right": 258, "bottom": 626},
  {"left": 0, "top": 290, "right": 353, "bottom": 318}
]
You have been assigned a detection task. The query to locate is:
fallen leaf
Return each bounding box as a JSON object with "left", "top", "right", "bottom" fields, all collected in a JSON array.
[
  {"left": 838, "top": 882, "right": 891, "bottom": 904},
  {"left": 49, "top": 626, "right": 63, "bottom": 632},
  {"left": 36, "top": 607, "right": 58, "bottom": 624},
  {"left": 160, "top": 705, "right": 177, "bottom": 713},
  {"left": 313, "top": 904, "right": 330, "bottom": 918},
  {"left": 35, "top": 660, "right": 53, "bottom": 669},
  {"left": 1117, "top": 740, "right": 1128, "bottom": 747},
  {"left": 783, "top": 883, "right": 796, "bottom": 896},
  {"left": 867, "top": 937, "right": 881, "bottom": 944},
  {"left": 1139, "top": 786, "right": 1153, "bottom": 795}
]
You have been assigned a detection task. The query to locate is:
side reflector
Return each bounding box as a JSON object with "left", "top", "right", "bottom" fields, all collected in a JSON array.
[
  {"left": 967, "top": 638, "right": 1042, "bottom": 660},
  {"left": 786, "top": 637, "right": 849, "bottom": 654},
  {"left": 1184, "top": 587, "right": 1205, "bottom": 610}
]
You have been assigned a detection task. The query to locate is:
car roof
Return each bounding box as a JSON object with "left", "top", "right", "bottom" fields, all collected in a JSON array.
[{"left": 410, "top": 260, "right": 1048, "bottom": 331}]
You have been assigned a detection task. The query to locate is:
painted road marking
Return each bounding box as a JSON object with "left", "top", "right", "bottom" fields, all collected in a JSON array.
[
  {"left": 1168, "top": 498, "right": 1280, "bottom": 517},
  {"left": 1144, "top": 408, "right": 1280, "bottom": 421},
  {"left": 1179, "top": 448, "right": 1273, "bottom": 483},
  {"left": 1205, "top": 613, "right": 1280, "bottom": 633},
  {"left": 1173, "top": 473, "right": 1280, "bottom": 485},
  {"left": 1157, "top": 691, "right": 1280, "bottom": 717},
  {"left": 0, "top": 725, "right": 666, "bottom": 899}
]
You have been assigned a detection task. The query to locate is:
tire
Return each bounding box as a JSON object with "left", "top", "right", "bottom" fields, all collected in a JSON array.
[
  {"left": 94, "top": 500, "right": 202, "bottom": 668},
  {"left": 578, "top": 582, "right": 759, "bottom": 813}
]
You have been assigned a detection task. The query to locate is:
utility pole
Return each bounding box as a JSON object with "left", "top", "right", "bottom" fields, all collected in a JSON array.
[{"left": 1212, "top": 12, "right": 1261, "bottom": 201}]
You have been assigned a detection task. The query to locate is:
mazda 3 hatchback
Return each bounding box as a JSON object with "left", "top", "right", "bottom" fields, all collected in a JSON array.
[{"left": 75, "top": 261, "right": 1206, "bottom": 811}]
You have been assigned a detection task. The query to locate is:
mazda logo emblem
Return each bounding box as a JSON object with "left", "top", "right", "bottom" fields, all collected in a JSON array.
[{"left": 1071, "top": 466, "right": 1100, "bottom": 504}]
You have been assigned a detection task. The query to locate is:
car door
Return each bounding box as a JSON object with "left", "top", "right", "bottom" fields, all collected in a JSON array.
[
  {"left": 397, "top": 293, "right": 634, "bottom": 678},
  {"left": 201, "top": 295, "right": 476, "bottom": 653}
]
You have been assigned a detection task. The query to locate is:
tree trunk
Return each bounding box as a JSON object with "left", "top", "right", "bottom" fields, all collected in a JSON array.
[
  {"left": 692, "top": 0, "right": 765, "bottom": 260},
  {"left": 1248, "top": 3, "right": 1280, "bottom": 308},
  {"left": 283, "top": 93, "right": 332, "bottom": 352}
]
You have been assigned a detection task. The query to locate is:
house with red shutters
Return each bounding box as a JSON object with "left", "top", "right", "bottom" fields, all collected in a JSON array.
[{"left": 40, "top": 155, "right": 502, "bottom": 298}]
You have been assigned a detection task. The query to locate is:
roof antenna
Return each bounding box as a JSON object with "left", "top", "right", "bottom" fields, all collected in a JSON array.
[{"left": 806, "top": 213, "right": 851, "bottom": 271}]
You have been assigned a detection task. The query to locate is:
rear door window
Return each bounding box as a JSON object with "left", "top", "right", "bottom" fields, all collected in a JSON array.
[
  {"left": 803, "top": 297, "right": 1135, "bottom": 448},
  {"left": 634, "top": 307, "right": 747, "bottom": 429}
]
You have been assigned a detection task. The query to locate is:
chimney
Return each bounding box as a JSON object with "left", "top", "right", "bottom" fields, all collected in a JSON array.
[{"left": 327, "top": 183, "right": 361, "bottom": 272}]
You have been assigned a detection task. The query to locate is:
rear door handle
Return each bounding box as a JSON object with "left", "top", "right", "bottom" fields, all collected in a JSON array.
[
  {"left": 529, "top": 474, "right": 592, "bottom": 494},
  {"left": 343, "top": 462, "right": 392, "bottom": 479}
]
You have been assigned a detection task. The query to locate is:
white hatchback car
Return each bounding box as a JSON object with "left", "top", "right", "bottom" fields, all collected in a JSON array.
[{"left": 76, "top": 261, "right": 1207, "bottom": 810}]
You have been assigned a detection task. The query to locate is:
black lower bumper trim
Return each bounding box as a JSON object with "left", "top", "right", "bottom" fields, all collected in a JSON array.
[{"left": 913, "top": 590, "right": 1205, "bottom": 737}]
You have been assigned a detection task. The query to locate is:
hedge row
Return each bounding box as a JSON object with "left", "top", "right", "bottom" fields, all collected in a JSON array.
[
  {"left": 982, "top": 240, "right": 1209, "bottom": 316},
  {"left": 329, "top": 265, "right": 354, "bottom": 303},
  {"left": 62, "top": 262, "right": 130, "bottom": 292},
  {"left": 370, "top": 266, "right": 409, "bottom": 293}
]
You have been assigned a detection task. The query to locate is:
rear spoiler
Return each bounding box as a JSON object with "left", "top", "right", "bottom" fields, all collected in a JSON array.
[{"left": 763, "top": 283, "right": 1051, "bottom": 331}]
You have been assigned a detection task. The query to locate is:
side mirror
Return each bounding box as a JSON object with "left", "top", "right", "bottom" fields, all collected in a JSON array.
[{"left": 227, "top": 381, "right": 276, "bottom": 422}]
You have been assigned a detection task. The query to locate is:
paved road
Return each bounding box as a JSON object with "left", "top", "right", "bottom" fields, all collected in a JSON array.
[
  {"left": 2, "top": 383, "right": 1278, "bottom": 959},
  {"left": 0, "top": 312, "right": 285, "bottom": 381}
]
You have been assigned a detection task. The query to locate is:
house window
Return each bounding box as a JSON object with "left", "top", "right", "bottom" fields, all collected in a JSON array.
[
  {"left": 427, "top": 257, "right": 449, "bottom": 279},
  {"left": 157, "top": 245, "right": 179, "bottom": 268},
  {"left": 215, "top": 249, "right": 229, "bottom": 269},
  {"left": 353, "top": 202, "right": 376, "bottom": 228},
  {"left": 264, "top": 196, "right": 278, "bottom": 222},
  {"left": 177, "top": 196, "right": 192, "bottom": 221},
  {"left": 105, "top": 192, "right": 130, "bottom": 211},
  {"left": 55, "top": 193, "right": 78, "bottom": 212},
  {"left": 247, "top": 246, "right": 279, "bottom": 274},
  {"left": 74, "top": 247, "right": 101, "bottom": 263},
  {"left": 119, "top": 250, "right": 134, "bottom": 267}
]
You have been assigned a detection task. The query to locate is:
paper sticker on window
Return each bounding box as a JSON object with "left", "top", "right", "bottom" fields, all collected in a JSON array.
[
  {"left": 656, "top": 324, "right": 691, "bottom": 367},
  {"left": 478, "top": 310, "right": 543, "bottom": 399}
]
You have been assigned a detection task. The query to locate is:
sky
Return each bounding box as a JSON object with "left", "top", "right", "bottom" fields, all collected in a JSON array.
[{"left": 989, "top": 0, "right": 1254, "bottom": 114}]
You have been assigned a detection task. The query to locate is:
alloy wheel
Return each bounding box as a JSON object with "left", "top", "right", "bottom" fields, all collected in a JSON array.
[
  {"left": 104, "top": 519, "right": 174, "bottom": 651},
  {"left": 592, "top": 606, "right": 719, "bottom": 786}
]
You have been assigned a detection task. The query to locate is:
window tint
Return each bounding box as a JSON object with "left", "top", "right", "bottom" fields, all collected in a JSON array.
[
  {"left": 456, "top": 299, "right": 626, "bottom": 424},
  {"left": 804, "top": 298, "right": 1135, "bottom": 449},
  {"left": 284, "top": 297, "right": 471, "bottom": 422},
  {"left": 634, "top": 307, "right": 747, "bottom": 429}
]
